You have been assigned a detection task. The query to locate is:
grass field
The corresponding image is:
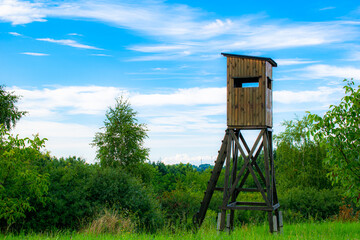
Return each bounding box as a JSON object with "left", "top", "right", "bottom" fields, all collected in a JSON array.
[{"left": 1, "top": 221, "right": 359, "bottom": 240}]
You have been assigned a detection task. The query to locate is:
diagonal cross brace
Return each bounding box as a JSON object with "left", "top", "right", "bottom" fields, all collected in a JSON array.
[{"left": 221, "top": 129, "right": 271, "bottom": 208}]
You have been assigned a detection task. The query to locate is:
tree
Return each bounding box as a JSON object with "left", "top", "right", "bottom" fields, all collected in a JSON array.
[
  {"left": 308, "top": 79, "right": 360, "bottom": 204},
  {"left": 0, "top": 127, "right": 49, "bottom": 229},
  {"left": 0, "top": 85, "right": 26, "bottom": 130},
  {"left": 274, "top": 116, "right": 330, "bottom": 190},
  {"left": 92, "top": 97, "right": 149, "bottom": 169}
]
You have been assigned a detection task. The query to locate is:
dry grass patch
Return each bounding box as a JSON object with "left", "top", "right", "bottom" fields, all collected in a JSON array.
[{"left": 85, "top": 209, "right": 136, "bottom": 234}]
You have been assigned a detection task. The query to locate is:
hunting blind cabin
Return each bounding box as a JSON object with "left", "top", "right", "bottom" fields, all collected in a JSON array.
[{"left": 193, "top": 53, "right": 283, "bottom": 233}]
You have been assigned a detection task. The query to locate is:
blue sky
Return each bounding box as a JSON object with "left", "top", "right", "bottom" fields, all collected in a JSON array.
[{"left": 1, "top": 0, "right": 360, "bottom": 165}]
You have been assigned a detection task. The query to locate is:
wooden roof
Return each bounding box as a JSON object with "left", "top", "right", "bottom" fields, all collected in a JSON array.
[{"left": 221, "top": 53, "right": 277, "bottom": 67}]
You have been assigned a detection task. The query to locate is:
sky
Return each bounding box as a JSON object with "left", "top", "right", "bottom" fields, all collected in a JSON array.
[{"left": 1, "top": 0, "right": 360, "bottom": 165}]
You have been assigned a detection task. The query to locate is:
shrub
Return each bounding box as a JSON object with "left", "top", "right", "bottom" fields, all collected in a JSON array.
[
  {"left": 0, "top": 128, "right": 49, "bottom": 231},
  {"left": 280, "top": 187, "right": 343, "bottom": 222},
  {"left": 88, "top": 166, "right": 163, "bottom": 232},
  {"left": 21, "top": 157, "right": 163, "bottom": 232}
]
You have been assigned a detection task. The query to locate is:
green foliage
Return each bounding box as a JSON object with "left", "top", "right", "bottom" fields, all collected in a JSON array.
[
  {"left": 23, "top": 157, "right": 95, "bottom": 231},
  {"left": 22, "top": 157, "right": 162, "bottom": 232},
  {"left": 88, "top": 166, "right": 163, "bottom": 232},
  {"left": 280, "top": 187, "right": 343, "bottom": 222},
  {"left": 0, "top": 86, "right": 26, "bottom": 130},
  {"left": 0, "top": 127, "right": 49, "bottom": 228},
  {"left": 308, "top": 79, "right": 360, "bottom": 204},
  {"left": 274, "top": 116, "right": 331, "bottom": 190},
  {"left": 92, "top": 97, "right": 149, "bottom": 169}
]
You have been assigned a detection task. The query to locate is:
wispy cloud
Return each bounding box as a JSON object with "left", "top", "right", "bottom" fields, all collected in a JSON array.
[
  {"left": 10, "top": 85, "right": 227, "bottom": 162},
  {"left": 13, "top": 120, "right": 97, "bottom": 162},
  {"left": 274, "top": 86, "right": 343, "bottom": 104},
  {"left": 90, "top": 53, "right": 111, "bottom": 57},
  {"left": 1, "top": 0, "right": 359, "bottom": 59},
  {"left": 0, "top": 0, "right": 46, "bottom": 24},
  {"left": 36, "top": 38, "right": 102, "bottom": 50},
  {"left": 68, "top": 33, "right": 83, "bottom": 36},
  {"left": 131, "top": 87, "right": 226, "bottom": 106},
  {"left": 275, "top": 58, "right": 320, "bottom": 66},
  {"left": 9, "top": 31, "right": 22, "bottom": 36},
  {"left": 11, "top": 86, "right": 126, "bottom": 117},
  {"left": 320, "top": 6, "right": 336, "bottom": 11},
  {"left": 129, "top": 44, "right": 190, "bottom": 53},
  {"left": 21, "top": 52, "right": 49, "bottom": 56},
  {"left": 301, "top": 64, "right": 360, "bottom": 80}
]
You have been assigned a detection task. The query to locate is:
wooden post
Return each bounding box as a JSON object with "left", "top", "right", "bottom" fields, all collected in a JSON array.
[
  {"left": 217, "top": 212, "right": 222, "bottom": 232},
  {"left": 220, "top": 131, "right": 232, "bottom": 231},
  {"left": 273, "top": 215, "right": 278, "bottom": 233},
  {"left": 276, "top": 210, "right": 283, "bottom": 234},
  {"left": 226, "top": 213, "right": 231, "bottom": 233}
]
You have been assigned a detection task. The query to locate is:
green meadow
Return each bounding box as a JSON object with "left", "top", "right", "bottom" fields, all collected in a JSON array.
[{"left": 1, "top": 222, "right": 359, "bottom": 240}]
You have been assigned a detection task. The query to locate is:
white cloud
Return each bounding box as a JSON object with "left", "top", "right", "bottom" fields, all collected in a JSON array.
[
  {"left": 275, "top": 58, "right": 319, "bottom": 66},
  {"left": 68, "top": 33, "right": 83, "bottom": 36},
  {"left": 9, "top": 31, "right": 21, "bottom": 36},
  {"left": 1, "top": 0, "right": 358, "bottom": 58},
  {"left": 129, "top": 44, "right": 189, "bottom": 53},
  {"left": 12, "top": 120, "right": 97, "bottom": 162},
  {"left": 11, "top": 86, "right": 126, "bottom": 118},
  {"left": 21, "top": 52, "right": 49, "bottom": 56},
  {"left": 301, "top": 64, "right": 360, "bottom": 79},
  {"left": 152, "top": 68, "right": 167, "bottom": 71},
  {"left": 274, "top": 86, "right": 343, "bottom": 104},
  {"left": 131, "top": 87, "right": 226, "bottom": 106},
  {"left": 10, "top": 85, "right": 228, "bottom": 163},
  {"left": 90, "top": 53, "right": 111, "bottom": 57},
  {"left": 0, "top": 0, "right": 46, "bottom": 24},
  {"left": 36, "top": 38, "right": 102, "bottom": 50},
  {"left": 345, "top": 50, "right": 360, "bottom": 61},
  {"left": 320, "top": 6, "right": 335, "bottom": 11}
]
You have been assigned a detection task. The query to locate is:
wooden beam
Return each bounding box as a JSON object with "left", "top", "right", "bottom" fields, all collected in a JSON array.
[
  {"left": 220, "top": 132, "right": 232, "bottom": 231},
  {"left": 194, "top": 132, "right": 228, "bottom": 227},
  {"left": 222, "top": 129, "right": 265, "bottom": 206},
  {"left": 221, "top": 206, "right": 274, "bottom": 211}
]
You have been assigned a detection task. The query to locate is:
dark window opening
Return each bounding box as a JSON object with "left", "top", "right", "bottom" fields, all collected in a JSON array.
[
  {"left": 267, "top": 77, "right": 272, "bottom": 90},
  {"left": 234, "top": 77, "right": 259, "bottom": 88}
]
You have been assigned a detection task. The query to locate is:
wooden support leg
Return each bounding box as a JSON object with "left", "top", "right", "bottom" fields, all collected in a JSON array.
[
  {"left": 273, "top": 215, "right": 278, "bottom": 233},
  {"left": 229, "top": 210, "right": 234, "bottom": 231},
  {"left": 219, "top": 210, "right": 226, "bottom": 231},
  {"left": 217, "top": 212, "right": 222, "bottom": 232},
  {"left": 268, "top": 212, "right": 274, "bottom": 233},
  {"left": 226, "top": 213, "right": 231, "bottom": 233},
  {"left": 276, "top": 210, "right": 283, "bottom": 234}
]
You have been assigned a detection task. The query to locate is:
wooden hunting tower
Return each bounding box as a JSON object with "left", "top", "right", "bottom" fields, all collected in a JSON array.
[
  {"left": 225, "top": 53, "right": 276, "bottom": 128},
  {"left": 193, "top": 53, "right": 282, "bottom": 233}
]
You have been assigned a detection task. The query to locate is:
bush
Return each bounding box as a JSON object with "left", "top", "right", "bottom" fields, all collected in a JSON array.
[
  {"left": 88, "top": 166, "right": 163, "bottom": 232},
  {"left": 280, "top": 187, "right": 343, "bottom": 222},
  {"left": 0, "top": 129, "right": 49, "bottom": 231},
  {"left": 22, "top": 157, "right": 95, "bottom": 231},
  {"left": 21, "top": 157, "right": 163, "bottom": 232}
]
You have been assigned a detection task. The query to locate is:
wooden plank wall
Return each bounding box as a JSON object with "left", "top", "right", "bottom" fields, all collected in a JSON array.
[
  {"left": 227, "top": 57, "right": 273, "bottom": 128},
  {"left": 265, "top": 62, "right": 273, "bottom": 127}
]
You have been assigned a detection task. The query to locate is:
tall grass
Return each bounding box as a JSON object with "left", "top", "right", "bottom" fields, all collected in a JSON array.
[
  {"left": 1, "top": 221, "right": 359, "bottom": 240},
  {"left": 84, "top": 209, "right": 136, "bottom": 235}
]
